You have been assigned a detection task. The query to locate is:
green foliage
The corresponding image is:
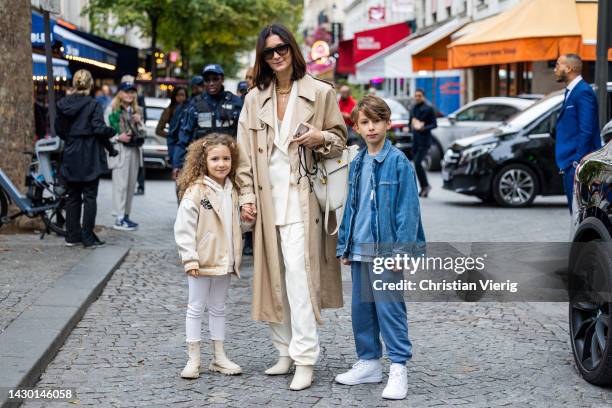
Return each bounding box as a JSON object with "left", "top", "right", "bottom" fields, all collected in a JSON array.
[{"left": 84, "top": 0, "right": 303, "bottom": 76}]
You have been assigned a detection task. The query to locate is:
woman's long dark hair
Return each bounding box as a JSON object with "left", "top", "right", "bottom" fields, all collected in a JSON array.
[
  {"left": 253, "top": 24, "right": 307, "bottom": 91},
  {"left": 168, "top": 86, "right": 187, "bottom": 118}
]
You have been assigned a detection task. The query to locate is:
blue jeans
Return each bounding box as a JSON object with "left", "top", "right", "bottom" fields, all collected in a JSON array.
[
  {"left": 562, "top": 166, "right": 576, "bottom": 213},
  {"left": 350, "top": 261, "right": 412, "bottom": 364}
]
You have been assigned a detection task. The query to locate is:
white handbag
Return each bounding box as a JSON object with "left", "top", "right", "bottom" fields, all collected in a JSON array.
[{"left": 312, "top": 145, "right": 360, "bottom": 235}]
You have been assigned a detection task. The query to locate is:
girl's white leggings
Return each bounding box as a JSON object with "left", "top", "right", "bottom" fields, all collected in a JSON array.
[{"left": 185, "top": 275, "right": 231, "bottom": 343}]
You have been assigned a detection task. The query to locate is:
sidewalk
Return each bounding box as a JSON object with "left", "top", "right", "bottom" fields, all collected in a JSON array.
[{"left": 0, "top": 232, "right": 127, "bottom": 408}]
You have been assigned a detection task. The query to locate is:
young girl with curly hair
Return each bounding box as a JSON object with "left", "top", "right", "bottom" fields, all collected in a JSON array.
[{"left": 174, "top": 133, "right": 250, "bottom": 379}]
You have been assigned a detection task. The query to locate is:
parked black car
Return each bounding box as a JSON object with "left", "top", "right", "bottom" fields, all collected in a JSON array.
[
  {"left": 442, "top": 84, "right": 612, "bottom": 207},
  {"left": 569, "top": 120, "right": 612, "bottom": 385}
]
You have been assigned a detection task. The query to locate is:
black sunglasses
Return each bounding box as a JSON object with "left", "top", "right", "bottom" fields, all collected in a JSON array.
[{"left": 263, "top": 43, "right": 290, "bottom": 61}]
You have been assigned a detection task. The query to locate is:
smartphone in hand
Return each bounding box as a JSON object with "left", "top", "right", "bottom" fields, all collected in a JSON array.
[{"left": 294, "top": 123, "right": 309, "bottom": 139}]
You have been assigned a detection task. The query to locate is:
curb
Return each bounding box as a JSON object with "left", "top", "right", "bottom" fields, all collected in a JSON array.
[{"left": 0, "top": 246, "right": 129, "bottom": 408}]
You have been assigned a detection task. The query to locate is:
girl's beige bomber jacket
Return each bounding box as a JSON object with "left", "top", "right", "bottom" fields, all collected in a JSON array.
[{"left": 174, "top": 179, "right": 246, "bottom": 277}]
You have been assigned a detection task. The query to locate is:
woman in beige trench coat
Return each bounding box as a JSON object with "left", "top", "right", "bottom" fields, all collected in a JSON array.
[{"left": 236, "top": 24, "right": 347, "bottom": 391}]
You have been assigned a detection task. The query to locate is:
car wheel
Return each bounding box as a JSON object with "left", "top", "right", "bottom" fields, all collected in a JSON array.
[
  {"left": 569, "top": 241, "right": 612, "bottom": 385},
  {"left": 423, "top": 143, "right": 442, "bottom": 172},
  {"left": 492, "top": 164, "right": 538, "bottom": 207}
]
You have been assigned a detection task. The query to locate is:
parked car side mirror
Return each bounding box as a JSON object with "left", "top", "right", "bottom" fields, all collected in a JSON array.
[{"left": 448, "top": 113, "right": 457, "bottom": 125}]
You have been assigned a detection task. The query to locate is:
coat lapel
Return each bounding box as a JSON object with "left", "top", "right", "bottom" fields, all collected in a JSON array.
[
  {"left": 293, "top": 76, "right": 316, "bottom": 130},
  {"left": 256, "top": 85, "right": 275, "bottom": 151}
]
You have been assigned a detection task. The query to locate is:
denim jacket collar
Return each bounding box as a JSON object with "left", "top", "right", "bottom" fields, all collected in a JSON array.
[{"left": 355, "top": 139, "right": 393, "bottom": 165}]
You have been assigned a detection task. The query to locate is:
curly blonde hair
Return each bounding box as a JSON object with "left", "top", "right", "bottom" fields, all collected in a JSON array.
[{"left": 176, "top": 133, "right": 240, "bottom": 200}]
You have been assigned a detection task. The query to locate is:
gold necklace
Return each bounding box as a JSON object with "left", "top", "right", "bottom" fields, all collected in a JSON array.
[{"left": 275, "top": 79, "right": 292, "bottom": 95}]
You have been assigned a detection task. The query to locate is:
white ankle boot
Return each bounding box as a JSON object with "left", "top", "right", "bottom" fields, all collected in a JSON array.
[
  {"left": 209, "top": 340, "right": 242, "bottom": 375},
  {"left": 290, "top": 365, "right": 314, "bottom": 391},
  {"left": 180, "top": 341, "right": 201, "bottom": 379},
  {"left": 264, "top": 356, "right": 294, "bottom": 375}
]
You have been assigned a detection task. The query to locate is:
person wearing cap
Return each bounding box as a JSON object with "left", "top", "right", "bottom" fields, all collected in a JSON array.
[
  {"left": 105, "top": 80, "right": 146, "bottom": 231},
  {"left": 189, "top": 75, "right": 205, "bottom": 100},
  {"left": 237, "top": 81, "right": 249, "bottom": 100},
  {"left": 173, "top": 64, "right": 243, "bottom": 175}
]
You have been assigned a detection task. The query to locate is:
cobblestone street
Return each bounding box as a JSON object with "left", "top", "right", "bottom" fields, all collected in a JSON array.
[{"left": 20, "top": 175, "right": 612, "bottom": 407}]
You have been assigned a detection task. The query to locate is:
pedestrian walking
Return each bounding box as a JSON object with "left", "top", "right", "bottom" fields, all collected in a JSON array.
[
  {"left": 106, "top": 80, "right": 145, "bottom": 231},
  {"left": 338, "top": 85, "right": 359, "bottom": 146},
  {"left": 174, "top": 133, "right": 247, "bottom": 379},
  {"left": 245, "top": 66, "right": 254, "bottom": 89},
  {"left": 553, "top": 54, "right": 601, "bottom": 212},
  {"left": 95, "top": 84, "right": 112, "bottom": 110},
  {"left": 335, "top": 95, "right": 425, "bottom": 400},
  {"left": 410, "top": 88, "right": 437, "bottom": 197},
  {"left": 237, "top": 81, "right": 249, "bottom": 100},
  {"left": 55, "top": 69, "right": 117, "bottom": 248},
  {"left": 173, "top": 64, "right": 243, "bottom": 173},
  {"left": 236, "top": 23, "right": 347, "bottom": 391},
  {"left": 156, "top": 86, "right": 188, "bottom": 169}
]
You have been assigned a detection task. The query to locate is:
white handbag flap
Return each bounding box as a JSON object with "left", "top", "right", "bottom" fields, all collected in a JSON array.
[{"left": 322, "top": 145, "right": 359, "bottom": 175}]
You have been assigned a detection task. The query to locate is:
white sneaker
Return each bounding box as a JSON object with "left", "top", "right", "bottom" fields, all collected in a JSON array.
[
  {"left": 382, "top": 363, "right": 408, "bottom": 400},
  {"left": 334, "top": 359, "right": 383, "bottom": 385}
]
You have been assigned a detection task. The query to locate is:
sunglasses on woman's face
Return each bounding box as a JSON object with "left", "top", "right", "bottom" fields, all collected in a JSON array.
[{"left": 263, "top": 43, "right": 290, "bottom": 61}]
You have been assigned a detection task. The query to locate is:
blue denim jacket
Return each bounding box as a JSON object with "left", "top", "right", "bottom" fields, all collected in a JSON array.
[{"left": 336, "top": 139, "right": 426, "bottom": 258}]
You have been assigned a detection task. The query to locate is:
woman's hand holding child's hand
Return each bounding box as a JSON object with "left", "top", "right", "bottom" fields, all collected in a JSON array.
[
  {"left": 240, "top": 203, "right": 257, "bottom": 222},
  {"left": 340, "top": 257, "right": 351, "bottom": 266}
]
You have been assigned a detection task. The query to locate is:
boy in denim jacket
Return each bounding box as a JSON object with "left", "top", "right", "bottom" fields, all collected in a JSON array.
[{"left": 335, "top": 95, "right": 426, "bottom": 400}]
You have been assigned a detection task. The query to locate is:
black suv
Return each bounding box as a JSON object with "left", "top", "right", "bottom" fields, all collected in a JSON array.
[
  {"left": 441, "top": 85, "right": 612, "bottom": 207},
  {"left": 569, "top": 120, "right": 612, "bottom": 385}
]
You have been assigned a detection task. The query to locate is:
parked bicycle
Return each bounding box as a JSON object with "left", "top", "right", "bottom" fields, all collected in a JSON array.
[{"left": 0, "top": 136, "right": 67, "bottom": 238}]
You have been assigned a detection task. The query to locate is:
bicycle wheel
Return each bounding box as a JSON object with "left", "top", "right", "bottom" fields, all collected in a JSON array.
[{"left": 41, "top": 196, "right": 66, "bottom": 237}]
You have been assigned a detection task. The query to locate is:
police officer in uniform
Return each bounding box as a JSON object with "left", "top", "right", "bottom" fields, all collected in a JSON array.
[{"left": 173, "top": 64, "right": 243, "bottom": 173}]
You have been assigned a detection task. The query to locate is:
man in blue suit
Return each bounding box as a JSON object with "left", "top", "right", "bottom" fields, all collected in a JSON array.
[{"left": 554, "top": 54, "right": 601, "bottom": 212}]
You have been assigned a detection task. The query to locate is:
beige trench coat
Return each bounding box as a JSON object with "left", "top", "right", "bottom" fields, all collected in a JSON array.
[{"left": 236, "top": 74, "right": 347, "bottom": 324}]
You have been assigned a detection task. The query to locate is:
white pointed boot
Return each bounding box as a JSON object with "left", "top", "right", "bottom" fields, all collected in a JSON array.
[
  {"left": 264, "top": 356, "right": 294, "bottom": 375},
  {"left": 209, "top": 340, "right": 242, "bottom": 375},
  {"left": 290, "top": 365, "right": 314, "bottom": 391},
  {"left": 180, "top": 341, "right": 200, "bottom": 379}
]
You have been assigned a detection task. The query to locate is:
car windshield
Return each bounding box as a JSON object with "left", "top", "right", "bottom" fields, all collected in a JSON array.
[
  {"left": 383, "top": 98, "right": 409, "bottom": 121},
  {"left": 500, "top": 91, "right": 564, "bottom": 130}
]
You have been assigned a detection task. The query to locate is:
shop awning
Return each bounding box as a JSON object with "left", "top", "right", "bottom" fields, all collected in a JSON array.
[
  {"left": 576, "top": 1, "right": 612, "bottom": 61},
  {"left": 31, "top": 11, "right": 118, "bottom": 71},
  {"left": 354, "top": 19, "right": 465, "bottom": 82},
  {"left": 337, "top": 22, "right": 411, "bottom": 76},
  {"left": 32, "top": 53, "right": 71, "bottom": 80},
  {"left": 336, "top": 39, "right": 354, "bottom": 75},
  {"left": 54, "top": 25, "right": 118, "bottom": 70},
  {"left": 447, "top": 0, "right": 583, "bottom": 68},
  {"left": 410, "top": 18, "right": 468, "bottom": 71}
]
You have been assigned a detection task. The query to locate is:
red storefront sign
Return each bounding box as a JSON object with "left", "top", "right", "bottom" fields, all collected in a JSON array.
[{"left": 337, "top": 22, "right": 411, "bottom": 75}]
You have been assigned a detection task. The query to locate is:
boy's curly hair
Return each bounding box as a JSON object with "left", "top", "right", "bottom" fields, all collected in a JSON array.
[{"left": 176, "top": 133, "right": 239, "bottom": 200}]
